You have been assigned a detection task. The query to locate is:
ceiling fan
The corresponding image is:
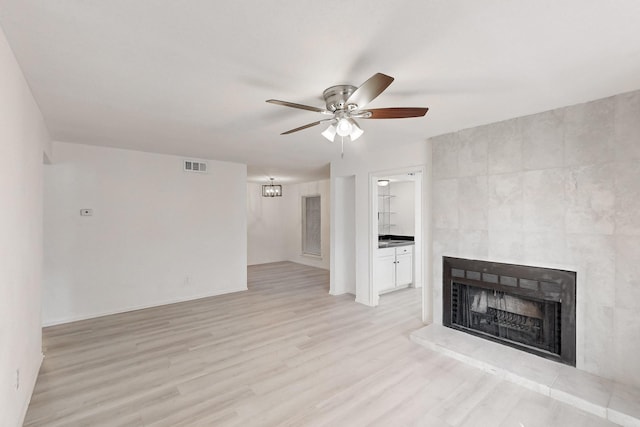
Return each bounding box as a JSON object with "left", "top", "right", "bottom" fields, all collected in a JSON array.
[{"left": 266, "top": 73, "right": 429, "bottom": 154}]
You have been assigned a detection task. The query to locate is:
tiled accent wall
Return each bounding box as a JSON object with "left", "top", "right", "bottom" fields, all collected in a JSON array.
[{"left": 430, "top": 89, "right": 640, "bottom": 388}]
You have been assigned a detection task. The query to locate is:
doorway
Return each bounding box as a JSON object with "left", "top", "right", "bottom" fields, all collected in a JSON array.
[{"left": 370, "top": 168, "right": 425, "bottom": 317}]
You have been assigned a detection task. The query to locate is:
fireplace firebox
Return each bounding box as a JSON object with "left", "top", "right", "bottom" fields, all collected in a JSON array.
[{"left": 443, "top": 257, "right": 576, "bottom": 366}]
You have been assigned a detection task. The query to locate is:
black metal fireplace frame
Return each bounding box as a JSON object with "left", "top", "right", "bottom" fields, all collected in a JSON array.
[{"left": 443, "top": 257, "right": 576, "bottom": 366}]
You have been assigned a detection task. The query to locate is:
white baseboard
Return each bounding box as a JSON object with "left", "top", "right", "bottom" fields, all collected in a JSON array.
[
  {"left": 42, "top": 286, "right": 248, "bottom": 327},
  {"left": 355, "top": 296, "right": 374, "bottom": 307},
  {"left": 287, "top": 256, "right": 329, "bottom": 270},
  {"left": 329, "top": 289, "right": 356, "bottom": 297}
]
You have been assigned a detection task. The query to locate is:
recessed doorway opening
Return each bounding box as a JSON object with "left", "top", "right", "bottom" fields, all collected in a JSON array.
[{"left": 370, "top": 167, "right": 425, "bottom": 320}]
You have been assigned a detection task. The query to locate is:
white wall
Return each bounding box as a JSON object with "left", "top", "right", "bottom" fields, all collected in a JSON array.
[
  {"left": 247, "top": 179, "right": 330, "bottom": 270},
  {"left": 0, "top": 26, "right": 50, "bottom": 427},
  {"left": 331, "top": 176, "right": 356, "bottom": 295},
  {"left": 430, "top": 89, "right": 640, "bottom": 388},
  {"left": 390, "top": 181, "right": 415, "bottom": 237},
  {"left": 43, "top": 142, "right": 247, "bottom": 325},
  {"left": 331, "top": 141, "right": 430, "bottom": 306}
]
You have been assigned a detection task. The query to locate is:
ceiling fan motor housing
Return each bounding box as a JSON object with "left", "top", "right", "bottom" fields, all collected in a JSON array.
[{"left": 322, "top": 85, "right": 357, "bottom": 112}]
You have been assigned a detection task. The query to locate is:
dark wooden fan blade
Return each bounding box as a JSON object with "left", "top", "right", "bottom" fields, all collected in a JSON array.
[
  {"left": 281, "top": 119, "right": 333, "bottom": 135},
  {"left": 362, "top": 107, "right": 429, "bottom": 119},
  {"left": 266, "top": 99, "right": 327, "bottom": 113},
  {"left": 345, "top": 73, "right": 394, "bottom": 108}
]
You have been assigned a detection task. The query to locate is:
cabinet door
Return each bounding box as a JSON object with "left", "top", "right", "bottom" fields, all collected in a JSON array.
[
  {"left": 395, "top": 252, "right": 413, "bottom": 286},
  {"left": 375, "top": 255, "right": 396, "bottom": 293}
]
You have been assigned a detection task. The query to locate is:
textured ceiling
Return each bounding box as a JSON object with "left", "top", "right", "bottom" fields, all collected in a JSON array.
[{"left": 1, "top": 1, "right": 640, "bottom": 182}]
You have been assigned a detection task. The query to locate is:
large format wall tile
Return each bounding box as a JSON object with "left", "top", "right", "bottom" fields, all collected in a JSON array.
[
  {"left": 433, "top": 179, "right": 459, "bottom": 229},
  {"left": 523, "top": 231, "right": 566, "bottom": 265},
  {"left": 488, "top": 230, "right": 524, "bottom": 262},
  {"left": 457, "top": 126, "right": 488, "bottom": 177},
  {"left": 458, "top": 176, "right": 488, "bottom": 230},
  {"left": 488, "top": 172, "right": 523, "bottom": 231},
  {"left": 487, "top": 119, "right": 522, "bottom": 174},
  {"left": 458, "top": 230, "right": 488, "bottom": 259},
  {"left": 615, "top": 235, "right": 640, "bottom": 310},
  {"left": 614, "top": 161, "right": 640, "bottom": 236},
  {"left": 564, "top": 97, "right": 615, "bottom": 167},
  {"left": 565, "top": 163, "right": 615, "bottom": 234},
  {"left": 520, "top": 109, "right": 565, "bottom": 171},
  {"left": 582, "top": 304, "right": 615, "bottom": 379},
  {"left": 432, "top": 133, "right": 459, "bottom": 179},
  {"left": 613, "top": 308, "right": 640, "bottom": 388},
  {"left": 566, "top": 234, "right": 616, "bottom": 307},
  {"left": 433, "top": 228, "right": 459, "bottom": 258},
  {"left": 523, "top": 168, "right": 566, "bottom": 232},
  {"left": 614, "top": 90, "right": 640, "bottom": 161}
]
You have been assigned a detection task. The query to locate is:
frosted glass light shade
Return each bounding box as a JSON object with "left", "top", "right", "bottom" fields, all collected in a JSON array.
[
  {"left": 321, "top": 124, "right": 337, "bottom": 142},
  {"left": 349, "top": 120, "right": 363, "bottom": 141},
  {"left": 336, "top": 119, "right": 352, "bottom": 137}
]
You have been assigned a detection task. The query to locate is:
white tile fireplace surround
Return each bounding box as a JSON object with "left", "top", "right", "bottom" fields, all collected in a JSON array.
[{"left": 430, "top": 89, "right": 640, "bottom": 391}]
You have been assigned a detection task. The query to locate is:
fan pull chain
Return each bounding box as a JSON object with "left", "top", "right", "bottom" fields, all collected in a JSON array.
[{"left": 341, "top": 136, "right": 344, "bottom": 159}]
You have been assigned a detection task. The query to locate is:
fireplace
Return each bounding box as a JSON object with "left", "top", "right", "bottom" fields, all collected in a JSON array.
[{"left": 443, "top": 257, "right": 576, "bottom": 366}]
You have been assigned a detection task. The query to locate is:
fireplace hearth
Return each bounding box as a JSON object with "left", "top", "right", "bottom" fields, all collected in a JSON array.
[{"left": 443, "top": 257, "right": 576, "bottom": 366}]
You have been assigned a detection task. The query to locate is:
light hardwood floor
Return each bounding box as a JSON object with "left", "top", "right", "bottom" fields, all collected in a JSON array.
[{"left": 25, "top": 262, "right": 617, "bottom": 426}]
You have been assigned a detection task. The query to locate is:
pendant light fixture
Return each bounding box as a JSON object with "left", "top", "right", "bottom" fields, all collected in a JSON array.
[{"left": 262, "top": 177, "right": 282, "bottom": 197}]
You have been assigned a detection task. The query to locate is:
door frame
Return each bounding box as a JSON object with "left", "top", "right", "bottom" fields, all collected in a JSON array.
[{"left": 369, "top": 165, "right": 426, "bottom": 321}]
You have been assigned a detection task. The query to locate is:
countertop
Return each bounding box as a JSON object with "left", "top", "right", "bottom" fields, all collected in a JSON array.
[{"left": 378, "top": 240, "right": 415, "bottom": 249}]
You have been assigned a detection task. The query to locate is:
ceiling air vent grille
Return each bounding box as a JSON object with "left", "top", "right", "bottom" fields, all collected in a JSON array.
[{"left": 184, "top": 160, "right": 208, "bottom": 173}]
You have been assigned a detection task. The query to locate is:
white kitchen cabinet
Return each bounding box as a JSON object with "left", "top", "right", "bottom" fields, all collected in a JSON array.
[
  {"left": 375, "top": 245, "right": 413, "bottom": 294},
  {"left": 395, "top": 252, "right": 413, "bottom": 286},
  {"left": 376, "top": 248, "right": 397, "bottom": 292}
]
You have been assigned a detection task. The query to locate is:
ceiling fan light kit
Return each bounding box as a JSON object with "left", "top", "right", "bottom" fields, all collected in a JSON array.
[{"left": 266, "top": 73, "right": 429, "bottom": 156}]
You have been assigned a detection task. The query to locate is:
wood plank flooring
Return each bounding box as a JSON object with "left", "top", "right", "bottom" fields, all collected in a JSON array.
[{"left": 25, "top": 262, "right": 618, "bottom": 426}]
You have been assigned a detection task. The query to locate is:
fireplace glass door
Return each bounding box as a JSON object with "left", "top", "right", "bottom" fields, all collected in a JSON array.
[
  {"left": 443, "top": 257, "right": 576, "bottom": 366},
  {"left": 451, "top": 282, "right": 560, "bottom": 355}
]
